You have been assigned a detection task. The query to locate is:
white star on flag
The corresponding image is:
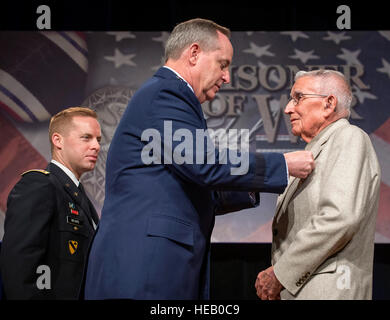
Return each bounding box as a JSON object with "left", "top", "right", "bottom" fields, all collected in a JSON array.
[
  {"left": 352, "top": 85, "right": 378, "bottom": 103},
  {"left": 151, "top": 56, "right": 166, "bottom": 71},
  {"left": 152, "top": 32, "right": 171, "bottom": 47},
  {"left": 104, "top": 48, "right": 136, "bottom": 68},
  {"left": 377, "top": 58, "right": 390, "bottom": 78},
  {"left": 322, "top": 31, "right": 351, "bottom": 44},
  {"left": 243, "top": 42, "right": 274, "bottom": 58},
  {"left": 337, "top": 48, "right": 362, "bottom": 66},
  {"left": 378, "top": 31, "right": 390, "bottom": 42},
  {"left": 106, "top": 32, "right": 136, "bottom": 42},
  {"left": 280, "top": 31, "right": 309, "bottom": 42},
  {"left": 289, "top": 49, "right": 320, "bottom": 64}
]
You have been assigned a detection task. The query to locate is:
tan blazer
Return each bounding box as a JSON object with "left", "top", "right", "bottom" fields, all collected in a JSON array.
[{"left": 272, "top": 119, "right": 381, "bottom": 300}]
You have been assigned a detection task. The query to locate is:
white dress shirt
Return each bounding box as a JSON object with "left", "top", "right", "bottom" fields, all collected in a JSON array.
[
  {"left": 51, "top": 159, "right": 79, "bottom": 187},
  {"left": 163, "top": 66, "right": 195, "bottom": 93}
]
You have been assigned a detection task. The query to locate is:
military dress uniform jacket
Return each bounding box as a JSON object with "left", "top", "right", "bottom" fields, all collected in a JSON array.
[
  {"left": 272, "top": 119, "right": 381, "bottom": 299},
  {"left": 85, "top": 67, "right": 288, "bottom": 300},
  {"left": 0, "top": 162, "right": 99, "bottom": 299}
]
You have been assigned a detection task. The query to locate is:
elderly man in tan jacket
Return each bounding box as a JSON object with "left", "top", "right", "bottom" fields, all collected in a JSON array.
[{"left": 255, "top": 69, "right": 381, "bottom": 300}]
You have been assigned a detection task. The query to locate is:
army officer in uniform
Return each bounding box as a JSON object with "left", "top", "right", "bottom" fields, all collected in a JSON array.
[{"left": 0, "top": 107, "right": 101, "bottom": 299}]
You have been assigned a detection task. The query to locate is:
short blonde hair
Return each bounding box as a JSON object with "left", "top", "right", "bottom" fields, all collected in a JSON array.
[{"left": 49, "top": 107, "right": 97, "bottom": 152}]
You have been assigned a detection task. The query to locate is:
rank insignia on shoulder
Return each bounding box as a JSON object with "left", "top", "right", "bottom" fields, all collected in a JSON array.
[
  {"left": 21, "top": 169, "right": 50, "bottom": 176},
  {"left": 68, "top": 240, "right": 78, "bottom": 255}
]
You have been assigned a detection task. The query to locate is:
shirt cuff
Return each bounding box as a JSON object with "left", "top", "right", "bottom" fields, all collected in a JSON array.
[{"left": 284, "top": 158, "right": 289, "bottom": 184}]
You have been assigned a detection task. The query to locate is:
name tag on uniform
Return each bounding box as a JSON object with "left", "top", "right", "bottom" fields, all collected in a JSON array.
[{"left": 66, "top": 216, "right": 83, "bottom": 227}]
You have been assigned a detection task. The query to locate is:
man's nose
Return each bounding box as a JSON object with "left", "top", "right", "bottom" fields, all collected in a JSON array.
[
  {"left": 92, "top": 138, "right": 101, "bottom": 152},
  {"left": 284, "top": 100, "right": 294, "bottom": 114},
  {"left": 222, "top": 69, "right": 230, "bottom": 84}
]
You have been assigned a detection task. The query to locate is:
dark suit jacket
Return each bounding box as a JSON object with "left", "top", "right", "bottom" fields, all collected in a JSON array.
[
  {"left": 0, "top": 162, "right": 98, "bottom": 299},
  {"left": 85, "top": 67, "right": 287, "bottom": 299}
]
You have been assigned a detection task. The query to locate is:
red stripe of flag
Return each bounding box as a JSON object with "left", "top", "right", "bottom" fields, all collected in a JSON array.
[
  {"left": 0, "top": 112, "right": 47, "bottom": 212},
  {"left": 74, "top": 31, "right": 86, "bottom": 41},
  {"left": 372, "top": 117, "right": 390, "bottom": 241},
  {"left": 0, "top": 101, "right": 24, "bottom": 122},
  {"left": 374, "top": 118, "right": 390, "bottom": 142}
]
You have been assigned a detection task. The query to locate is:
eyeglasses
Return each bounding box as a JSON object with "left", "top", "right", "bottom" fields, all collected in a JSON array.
[{"left": 289, "top": 93, "right": 328, "bottom": 106}]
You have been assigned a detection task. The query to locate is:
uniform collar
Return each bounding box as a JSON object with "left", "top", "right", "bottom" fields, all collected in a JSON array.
[
  {"left": 50, "top": 159, "right": 79, "bottom": 187},
  {"left": 162, "top": 66, "right": 195, "bottom": 93}
]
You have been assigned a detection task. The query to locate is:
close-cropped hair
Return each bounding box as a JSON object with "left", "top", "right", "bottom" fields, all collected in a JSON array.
[
  {"left": 164, "top": 18, "right": 231, "bottom": 61},
  {"left": 295, "top": 69, "right": 353, "bottom": 118},
  {"left": 49, "top": 106, "right": 97, "bottom": 150}
]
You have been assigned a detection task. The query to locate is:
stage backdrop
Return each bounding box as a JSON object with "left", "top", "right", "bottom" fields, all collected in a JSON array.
[{"left": 1, "top": 31, "right": 389, "bottom": 243}]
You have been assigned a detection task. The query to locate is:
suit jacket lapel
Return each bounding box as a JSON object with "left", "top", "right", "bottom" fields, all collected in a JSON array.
[
  {"left": 274, "top": 138, "right": 324, "bottom": 220},
  {"left": 274, "top": 176, "right": 300, "bottom": 221},
  {"left": 305, "top": 118, "right": 350, "bottom": 161},
  {"left": 274, "top": 119, "right": 350, "bottom": 221}
]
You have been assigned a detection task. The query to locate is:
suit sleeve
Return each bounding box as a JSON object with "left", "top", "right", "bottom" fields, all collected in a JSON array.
[
  {"left": 273, "top": 126, "right": 379, "bottom": 295},
  {"left": 213, "top": 191, "right": 259, "bottom": 215},
  {"left": 151, "top": 83, "right": 287, "bottom": 194},
  {"left": 0, "top": 172, "right": 54, "bottom": 299}
]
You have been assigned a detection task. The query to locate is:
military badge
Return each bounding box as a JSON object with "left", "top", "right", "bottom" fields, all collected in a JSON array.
[
  {"left": 66, "top": 216, "right": 83, "bottom": 227},
  {"left": 68, "top": 240, "right": 78, "bottom": 255}
]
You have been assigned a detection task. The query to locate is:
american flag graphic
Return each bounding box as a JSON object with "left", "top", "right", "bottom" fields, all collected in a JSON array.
[{"left": 0, "top": 30, "right": 389, "bottom": 243}]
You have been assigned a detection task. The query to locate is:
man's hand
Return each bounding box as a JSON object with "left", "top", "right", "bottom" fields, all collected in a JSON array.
[
  {"left": 284, "top": 151, "right": 315, "bottom": 179},
  {"left": 255, "top": 266, "right": 283, "bottom": 300}
]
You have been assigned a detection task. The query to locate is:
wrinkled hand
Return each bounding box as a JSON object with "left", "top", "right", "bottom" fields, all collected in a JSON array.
[
  {"left": 255, "top": 266, "right": 283, "bottom": 300},
  {"left": 284, "top": 150, "right": 315, "bottom": 179}
]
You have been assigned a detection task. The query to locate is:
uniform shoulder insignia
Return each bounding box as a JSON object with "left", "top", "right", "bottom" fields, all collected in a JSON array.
[{"left": 21, "top": 169, "right": 50, "bottom": 176}]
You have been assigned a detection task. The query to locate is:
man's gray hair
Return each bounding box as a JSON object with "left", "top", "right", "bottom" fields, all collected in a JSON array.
[
  {"left": 164, "top": 18, "right": 231, "bottom": 62},
  {"left": 295, "top": 69, "right": 353, "bottom": 119}
]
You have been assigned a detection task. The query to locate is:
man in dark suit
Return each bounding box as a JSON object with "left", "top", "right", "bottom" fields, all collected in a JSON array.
[
  {"left": 85, "top": 18, "right": 314, "bottom": 300},
  {"left": 0, "top": 107, "right": 101, "bottom": 299}
]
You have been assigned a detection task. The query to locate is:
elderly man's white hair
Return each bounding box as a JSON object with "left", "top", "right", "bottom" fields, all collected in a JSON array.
[{"left": 295, "top": 69, "right": 353, "bottom": 119}]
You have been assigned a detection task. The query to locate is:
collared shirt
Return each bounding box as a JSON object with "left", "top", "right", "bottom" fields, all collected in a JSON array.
[
  {"left": 163, "top": 66, "right": 195, "bottom": 93},
  {"left": 51, "top": 160, "right": 79, "bottom": 187}
]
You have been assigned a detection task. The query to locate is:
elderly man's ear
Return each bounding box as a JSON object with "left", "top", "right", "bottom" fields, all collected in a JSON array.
[{"left": 324, "top": 95, "right": 337, "bottom": 117}]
